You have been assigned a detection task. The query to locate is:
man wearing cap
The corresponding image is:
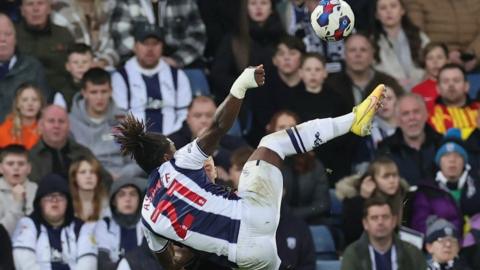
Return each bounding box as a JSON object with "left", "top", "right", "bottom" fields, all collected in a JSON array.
[
  {"left": 410, "top": 128, "right": 480, "bottom": 235},
  {"left": 11, "top": 173, "right": 97, "bottom": 270},
  {"left": 425, "top": 216, "right": 472, "bottom": 270},
  {"left": 112, "top": 22, "right": 192, "bottom": 135}
]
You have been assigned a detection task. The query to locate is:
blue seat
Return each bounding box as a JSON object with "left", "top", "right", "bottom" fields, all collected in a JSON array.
[
  {"left": 316, "top": 260, "right": 341, "bottom": 270},
  {"left": 309, "top": 225, "right": 337, "bottom": 260},
  {"left": 329, "top": 189, "right": 342, "bottom": 215}
]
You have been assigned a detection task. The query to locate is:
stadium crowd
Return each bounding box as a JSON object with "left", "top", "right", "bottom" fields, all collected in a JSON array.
[{"left": 1, "top": 0, "right": 480, "bottom": 269}]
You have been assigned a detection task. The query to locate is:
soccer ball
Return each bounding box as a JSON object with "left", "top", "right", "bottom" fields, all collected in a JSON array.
[{"left": 310, "top": 0, "right": 355, "bottom": 41}]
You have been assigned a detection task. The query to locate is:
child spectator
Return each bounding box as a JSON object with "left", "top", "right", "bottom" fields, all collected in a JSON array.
[
  {"left": 372, "top": 0, "right": 429, "bottom": 91},
  {"left": 412, "top": 42, "right": 449, "bottom": 113},
  {"left": 0, "top": 84, "right": 45, "bottom": 149},
  {"left": 0, "top": 145, "right": 37, "bottom": 235},
  {"left": 69, "top": 157, "right": 107, "bottom": 222},
  {"left": 53, "top": 43, "right": 94, "bottom": 110},
  {"left": 336, "top": 156, "right": 409, "bottom": 245}
]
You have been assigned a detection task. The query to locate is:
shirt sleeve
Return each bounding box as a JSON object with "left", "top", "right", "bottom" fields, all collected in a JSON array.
[
  {"left": 173, "top": 139, "right": 209, "bottom": 170},
  {"left": 142, "top": 224, "right": 169, "bottom": 253}
]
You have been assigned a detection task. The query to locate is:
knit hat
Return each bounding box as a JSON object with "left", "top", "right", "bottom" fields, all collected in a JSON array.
[
  {"left": 434, "top": 128, "right": 468, "bottom": 166},
  {"left": 425, "top": 215, "right": 458, "bottom": 244}
]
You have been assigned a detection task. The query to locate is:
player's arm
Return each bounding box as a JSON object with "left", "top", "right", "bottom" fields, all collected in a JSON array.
[
  {"left": 154, "top": 242, "right": 195, "bottom": 270},
  {"left": 197, "top": 65, "right": 265, "bottom": 155}
]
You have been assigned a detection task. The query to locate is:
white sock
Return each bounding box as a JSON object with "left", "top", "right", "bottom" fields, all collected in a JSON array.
[{"left": 259, "top": 113, "right": 354, "bottom": 159}]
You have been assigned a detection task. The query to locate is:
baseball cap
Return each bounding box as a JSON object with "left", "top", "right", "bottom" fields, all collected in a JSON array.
[{"left": 134, "top": 22, "right": 164, "bottom": 42}]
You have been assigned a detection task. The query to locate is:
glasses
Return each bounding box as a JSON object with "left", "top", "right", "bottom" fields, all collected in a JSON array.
[{"left": 42, "top": 193, "right": 67, "bottom": 203}]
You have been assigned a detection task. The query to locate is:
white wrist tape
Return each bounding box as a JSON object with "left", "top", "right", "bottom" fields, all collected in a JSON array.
[{"left": 230, "top": 67, "right": 258, "bottom": 99}]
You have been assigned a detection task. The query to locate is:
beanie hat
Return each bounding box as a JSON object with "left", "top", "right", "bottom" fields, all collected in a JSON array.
[
  {"left": 425, "top": 215, "right": 458, "bottom": 244},
  {"left": 434, "top": 128, "right": 468, "bottom": 166}
]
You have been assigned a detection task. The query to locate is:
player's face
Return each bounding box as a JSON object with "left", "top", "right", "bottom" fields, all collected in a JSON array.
[
  {"left": 345, "top": 35, "right": 374, "bottom": 73},
  {"left": 41, "top": 192, "right": 68, "bottom": 225},
  {"left": 75, "top": 161, "right": 98, "bottom": 191},
  {"left": 439, "top": 152, "right": 465, "bottom": 181},
  {"left": 438, "top": 68, "right": 469, "bottom": 106},
  {"left": 66, "top": 52, "right": 93, "bottom": 82},
  {"left": 17, "top": 88, "right": 42, "bottom": 119},
  {"left": 377, "top": 87, "right": 396, "bottom": 121},
  {"left": 0, "top": 154, "right": 31, "bottom": 186},
  {"left": 272, "top": 44, "right": 302, "bottom": 76},
  {"left": 396, "top": 96, "right": 428, "bottom": 140},
  {"left": 248, "top": 0, "right": 272, "bottom": 23},
  {"left": 374, "top": 164, "right": 399, "bottom": 196},
  {"left": 187, "top": 99, "right": 216, "bottom": 137},
  {"left": 362, "top": 204, "right": 396, "bottom": 240},
  {"left": 273, "top": 114, "right": 297, "bottom": 132},
  {"left": 0, "top": 16, "right": 16, "bottom": 62},
  {"left": 114, "top": 186, "right": 140, "bottom": 215},
  {"left": 299, "top": 57, "right": 327, "bottom": 90},
  {"left": 427, "top": 237, "right": 459, "bottom": 263},
  {"left": 375, "top": 0, "right": 405, "bottom": 29},
  {"left": 425, "top": 46, "right": 448, "bottom": 79},
  {"left": 134, "top": 37, "right": 163, "bottom": 69},
  {"left": 82, "top": 81, "right": 112, "bottom": 117},
  {"left": 21, "top": 0, "right": 51, "bottom": 28}
]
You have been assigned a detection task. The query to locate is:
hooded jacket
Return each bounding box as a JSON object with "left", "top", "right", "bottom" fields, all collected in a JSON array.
[
  {"left": 69, "top": 93, "right": 145, "bottom": 179},
  {"left": 12, "top": 174, "right": 97, "bottom": 270},
  {"left": 95, "top": 176, "right": 146, "bottom": 270}
]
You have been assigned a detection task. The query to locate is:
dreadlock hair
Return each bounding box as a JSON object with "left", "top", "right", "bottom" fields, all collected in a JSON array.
[{"left": 114, "top": 114, "right": 172, "bottom": 173}]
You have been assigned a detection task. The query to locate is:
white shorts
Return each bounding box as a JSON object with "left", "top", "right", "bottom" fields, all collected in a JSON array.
[{"left": 235, "top": 160, "right": 283, "bottom": 270}]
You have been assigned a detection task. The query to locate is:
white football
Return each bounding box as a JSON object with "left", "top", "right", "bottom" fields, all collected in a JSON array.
[{"left": 310, "top": 0, "right": 355, "bottom": 41}]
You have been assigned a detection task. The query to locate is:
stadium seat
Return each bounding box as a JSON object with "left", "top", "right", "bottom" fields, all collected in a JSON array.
[
  {"left": 329, "top": 189, "right": 342, "bottom": 216},
  {"left": 316, "top": 259, "right": 341, "bottom": 270},
  {"left": 309, "top": 225, "right": 337, "bottom": 260}
]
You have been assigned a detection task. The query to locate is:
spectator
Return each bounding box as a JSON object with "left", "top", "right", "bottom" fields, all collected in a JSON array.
[
  {"left": 53, "top": 43, "right": 94, "bottom": 110},
  {"left": 353, "top": 86, "right": 404, "bottom": 172},
  {"left": 12, "top": 173, "right": 97, "bottom": 270},
  {"left": 111, "top": 0, "right": 206, "bottom": 69},
  {"left": 50, "top": 0, "right": 118, "bottom": 67},
  {"left": 336, "top": 156, "right": 409, "bottom": 246},
  {"left": 112, "top": 22, "right": 192, "bottom": 135},
  {"left": 0, "top": 83, "right": 45, "bottom": 149},
  {"left": 69, "top": 157, "right": 107, "bottom": 222},
  {"left": 28, "top": 105, "right": 112, "bottom": 185},
  {"left": 70, "top": 67, "right": 145, "bottom": 180},
  {"left": 372, "top": 0, "right": 429, "bottom": 91},
  {"left": 95, "top": 177, "right": 146, "bottom": 270},
  {"left": 276, "top": 188, "right": 316, "bottom": 270},
  {"left": 211, "top": 0, "right": 285, "bottom": 103},
  {"left": 0, "top": 224, "right": 14, "bottom": 270},
  {"left": 344, "top": 0, "right": 375, "bottom": 33},
  {"left": 412, "top": 42, "right": 450, "bottom": 113},
  {"left": 404, "top": 0, "right": 480, "bottom": 72},
  {"left": 340, "top": 197, "right": 426, "bottom": 270},
  {"left": 425, "top": 216, "right": 472, "bottom": 270},
  {"left": 429, "top": 63, "right": 479, "bottom": 139},
  {"left": 0, "top": 0, "right": 21, "bottom": 23},
  {"left": 410, "top": 129, "right": 480, "bottom": 235},
  {"left": 15, "top": 0, "right": 75, "bottom": 91},
  {"left": 0, "top": 145, "right": 37, "bottom": 235},
  {"left": 266, "top": 110, "right": 330, "bottom": 224},
  {"left": 377, "top": 93, "right": 442, "bottom": 185},
  {"left": 327, "top": 32, "right": 404, "bottom": 109},
  {"left": 0, "top": 13, "right": 49, "bottom": 123},
  {"left": 461, "top": 213, "right": 480, "bottom": 269},
  {"left": 169, "top": 95, "right": 247, "bottom": 171}
]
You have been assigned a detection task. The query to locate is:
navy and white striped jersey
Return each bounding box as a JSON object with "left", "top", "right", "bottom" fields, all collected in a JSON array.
[{"left": 141, "top": 140, "right": 242, "bottom": 266}]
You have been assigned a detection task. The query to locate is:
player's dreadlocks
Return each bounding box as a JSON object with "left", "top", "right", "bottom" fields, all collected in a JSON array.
[{"left": 114, "top": 114, "right": 172, "bottom": 173}]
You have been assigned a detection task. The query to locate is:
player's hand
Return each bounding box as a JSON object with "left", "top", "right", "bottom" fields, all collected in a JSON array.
[
  {"left": 360, "top": 176, "right": 376, "bottom": 199},
  {"left": 173, "top": 245, "right": 195, "bottom": 268},
  {"left": 204, "top": 156, "right": 217, "bottom": 183},
  {"left": 254, "top": 64, "right": 265, "bottom": 86}
]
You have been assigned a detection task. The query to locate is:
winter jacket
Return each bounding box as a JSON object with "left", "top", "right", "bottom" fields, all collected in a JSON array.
[
  {"left": 282, "top": 157, "right": 330, "bottom": 224},
  {"left": 0, "top": 224, "right": 14, "bottom": 270},
  {"left": 335, "top": 173, "right": 410, "bottom": 245},
  {"left": 69, "top": 94, "right": 145, "bottom": 179},
  {"left": 377, "top": 125, "right": 443, "bottom": 186},
  {"left": 15, "top": 19, "right": 75, "bottom": 91},
  {"left": 405, "top": 0, "right": 480, "bottom": 57},
  {"left": 0, "top": 116, "right": 40, "bottom": 150},
  {"left": 341, "top": 232, "right": 427, "bottom": 270},
  {"left": 0, "top": 177, "right": 37, "bottom": 235},
  {"left": 0, "top": 54, "right": 49, "bottom": 123}
]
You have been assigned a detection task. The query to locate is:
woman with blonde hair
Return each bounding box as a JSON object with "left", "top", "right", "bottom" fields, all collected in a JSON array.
[
  {"left": 0, "top": 83, "right": 45, "bottom": 149},
  {"left": 69, "top": 156, "right": 107, "bottom": 222}
]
